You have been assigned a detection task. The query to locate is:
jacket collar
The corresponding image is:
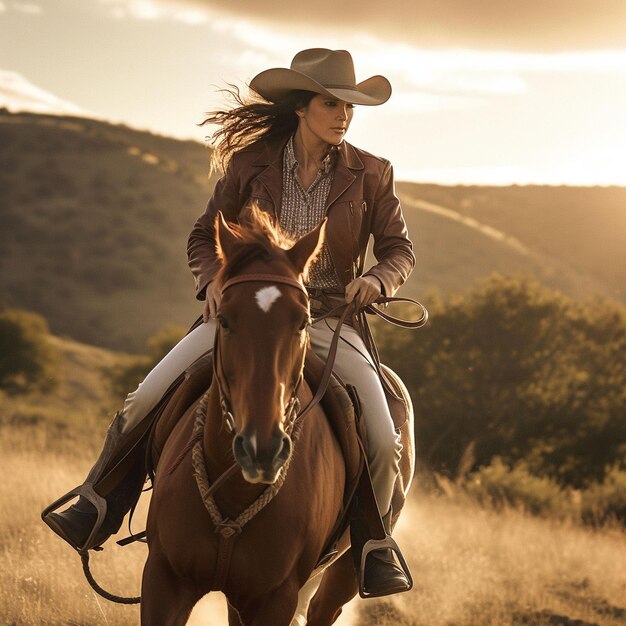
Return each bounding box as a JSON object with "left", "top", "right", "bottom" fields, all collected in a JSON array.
[
  {"left": 250, "top": 134, "right": 363, "bottom": 215},
  {"left": 251, "top": 134, "right": 364, "bottom": 171}
]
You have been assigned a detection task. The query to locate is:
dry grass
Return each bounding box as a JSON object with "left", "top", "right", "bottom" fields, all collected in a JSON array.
[
  {"left": 357, "top": 497, "right": 626, "bottom": 626},
  {"left": 1, "top": 337, "right": 624, "bottom": 624},
  {"left": 2, "top": 429, "right": 624, "bottom": 625}
]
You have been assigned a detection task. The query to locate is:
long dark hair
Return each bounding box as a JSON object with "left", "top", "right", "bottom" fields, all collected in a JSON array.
[{"left": 201, "top": 86, "right": 316, "bottom": 172}]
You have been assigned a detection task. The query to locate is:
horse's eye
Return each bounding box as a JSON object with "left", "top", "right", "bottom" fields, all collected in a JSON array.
[
  {"left": 217, "top": 315, "right": 230, "bottom": 331},
  {"left": 298, "top": 317, "right": 310, "bottom": 332}
]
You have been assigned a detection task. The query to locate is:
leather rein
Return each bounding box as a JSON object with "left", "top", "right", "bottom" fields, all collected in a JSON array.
[
  {"left": 205, "top": 272, "right": 427, "bottom": 494},
  {"left": 214, "top": 273, "right": 428, "bottom": 435}
]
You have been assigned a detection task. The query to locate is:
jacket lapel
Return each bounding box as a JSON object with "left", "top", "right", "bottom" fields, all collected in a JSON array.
[
  {"left": 325, "top": 141, "right": 363, "bottom": 211},
  {"left": 252, "top": 135, "right": 289, "bottom": 218},
  {"left": 251, "top": 137, "right": 364, "bottom": 218}
]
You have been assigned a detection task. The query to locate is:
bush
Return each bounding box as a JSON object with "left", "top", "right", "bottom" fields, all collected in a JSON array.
[
  {"left": 0, "top": 309, "right": 59, "bottom": 393},
  {"left": 373, "top": 274, "right": 626, "bottom": 488},
  {"left": 581, "top": 466, "right": 626, "bottom": 525},
  {"left": 464, "top": 457, "right": 571, "bottom": 518}
]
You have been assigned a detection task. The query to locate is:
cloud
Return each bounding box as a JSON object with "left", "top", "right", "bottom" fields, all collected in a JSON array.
[
  {"left": 11, "top": 2, "right": 42, "bottom": 14},
  {"left": 101, "top": 0, "right": 211, "bottom": 24},
  {"left": 0, "top": 70, "right": 89, "bottom": 115},
  {"left": 121, "top": 0, "right": 626, "bottom": 51}
]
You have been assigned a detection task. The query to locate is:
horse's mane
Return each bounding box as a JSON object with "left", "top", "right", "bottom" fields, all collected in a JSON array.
[{"left": 215, "top": 204, "right": 298, "bottom": 287}]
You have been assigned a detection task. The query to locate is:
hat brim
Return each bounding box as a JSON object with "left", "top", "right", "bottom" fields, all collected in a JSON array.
[{"left": 249, "top": 68, "right": 391, "bottom": 106}]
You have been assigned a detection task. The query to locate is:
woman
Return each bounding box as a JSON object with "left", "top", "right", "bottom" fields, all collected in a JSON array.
[{"left": 43, "top": 48, "right": 415, "bottom": 597}]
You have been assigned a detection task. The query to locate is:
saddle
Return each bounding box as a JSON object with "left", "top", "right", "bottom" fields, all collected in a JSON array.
[{"left": 144, "top": 347, "right": 410, "bottom": 566}]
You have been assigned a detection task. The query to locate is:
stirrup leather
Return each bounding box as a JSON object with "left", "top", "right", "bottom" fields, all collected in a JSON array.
[
  {"left": 41, "top": 483, "right": 108, "bottom": 552},
  {"left": 358, "top": 535, "right": 413, "bottom": 598}
]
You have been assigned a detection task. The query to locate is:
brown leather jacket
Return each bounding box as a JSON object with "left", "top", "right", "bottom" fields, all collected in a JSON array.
[{"left": 187, "top": 134, "right": 415, "bottom": 299}]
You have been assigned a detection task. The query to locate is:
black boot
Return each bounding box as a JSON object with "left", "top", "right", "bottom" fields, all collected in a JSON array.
[
  {"left": 42, "top": 412, "right": 146, "bottom": 551},
  {"left": 351, "top": 504, "right": 412, "bottom": 598}
]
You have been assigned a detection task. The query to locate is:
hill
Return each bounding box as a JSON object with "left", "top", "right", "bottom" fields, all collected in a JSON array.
[
  {"left": 0, "top": 110, "right": 215, "bottom": 351},
  {"left": 396, "top": 182, "right": 626, "bottom": 304},
  {"left": 0, "top": 331, "right": 133, "bottom": 457},
  {"left": 1, "top": 110, "right": 624, "bottom": 351}
]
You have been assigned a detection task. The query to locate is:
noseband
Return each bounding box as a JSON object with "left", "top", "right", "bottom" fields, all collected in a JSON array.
[{"left": 214, "top": 273, "right": 309, "bottom": 437}]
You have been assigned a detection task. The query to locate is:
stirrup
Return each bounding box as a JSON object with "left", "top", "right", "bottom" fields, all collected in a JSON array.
[
  {"left": 358, "top": 535, "right": 413, "bottom": 599},
  {"left": 41, "top": 483, "right": 108, "bottom": 553}
]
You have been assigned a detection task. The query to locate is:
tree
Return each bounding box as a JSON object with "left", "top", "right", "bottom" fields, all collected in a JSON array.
[
  {"left": 373, "top": 275, "right": 626, "bottom": 487},
  {"left": 0, "top": 309, "right": 59, "bottom": 393}
]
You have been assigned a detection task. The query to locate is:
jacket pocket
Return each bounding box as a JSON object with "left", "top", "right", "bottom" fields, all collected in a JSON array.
[{"left": 345, "top": 199, "right": 369, "bottom": 247}]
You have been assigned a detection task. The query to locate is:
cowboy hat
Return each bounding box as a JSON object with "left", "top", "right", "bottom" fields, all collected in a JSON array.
[{"left": 249, "top": 48, "right": 391, "bottom": 106}]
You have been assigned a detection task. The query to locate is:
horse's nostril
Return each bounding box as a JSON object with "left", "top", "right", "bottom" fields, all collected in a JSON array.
[
  {"left": 233, "top": 435, "right": 249, "bottom": 462},
  {"left": 233, "top": 433, "right": 259, "bottom": 463},
  {"left": 278, "top": 435, "right": 292, "bottom": 463}
]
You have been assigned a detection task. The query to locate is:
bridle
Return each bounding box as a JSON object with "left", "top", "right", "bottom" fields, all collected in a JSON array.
[
  {"left": 214, "top": 272, "right": 311, "bottom": 438},
  {"left": 214, "top": 271, "right": 429, "bottom": 438}
]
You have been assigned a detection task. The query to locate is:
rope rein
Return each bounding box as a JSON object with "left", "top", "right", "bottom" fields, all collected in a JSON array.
[{"left": 191, "top": 389, "right": 304, "bottom": 538}]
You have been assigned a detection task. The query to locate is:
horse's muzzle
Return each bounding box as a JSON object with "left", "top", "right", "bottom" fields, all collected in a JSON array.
[{"left": 232, "top": 429, "right": 293, "bottom": 484}]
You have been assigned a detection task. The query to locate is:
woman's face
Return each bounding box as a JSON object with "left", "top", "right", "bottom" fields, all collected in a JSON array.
[{"left": 296, "top": 94, "right": 355, "bottom": 146}]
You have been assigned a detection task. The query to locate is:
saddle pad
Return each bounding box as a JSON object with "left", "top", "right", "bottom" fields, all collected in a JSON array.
[
  {"left": 303, "top": 350, "right": 363, "bottom": 493},
  {"left": 381, "top": 364, "right": 411, "bottom": 430}
]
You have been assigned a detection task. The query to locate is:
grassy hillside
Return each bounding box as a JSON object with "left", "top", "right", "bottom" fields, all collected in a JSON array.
[
  {"left": 0, "top": 111, "right": 215, "bottom": 352},
  {"left": 2, "top": 110, "right": 624, "bottom": 352},
  {"left": 0, "top": 333, "right": 133, "bottom": 455},
  {"left": 396, "top": 182, "right": 626, "bottom": 304}
]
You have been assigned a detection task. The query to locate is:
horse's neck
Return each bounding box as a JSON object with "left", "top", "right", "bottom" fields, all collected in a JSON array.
[{"left": 203, "top": 381, "right": 266, "bottom": 515}]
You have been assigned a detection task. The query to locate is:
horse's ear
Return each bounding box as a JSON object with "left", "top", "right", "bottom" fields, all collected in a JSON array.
[
  {"left": 215, "top": 212, "right": 239, "bottom": 262},
  {"left": 286, "top": 218, "right": 327, "bottom": 277}
]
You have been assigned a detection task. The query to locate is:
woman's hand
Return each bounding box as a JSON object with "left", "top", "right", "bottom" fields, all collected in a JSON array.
[
  {"left": 203, "top": 282, "right": 222, "bottom": 323},
  {"left": 345, "top": 275, "right": 382, "bottom": 310}
]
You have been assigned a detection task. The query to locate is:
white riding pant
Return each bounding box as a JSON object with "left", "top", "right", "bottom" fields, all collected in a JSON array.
[{"left": 119, "top": 319, "right": 402, "bottom": 514}]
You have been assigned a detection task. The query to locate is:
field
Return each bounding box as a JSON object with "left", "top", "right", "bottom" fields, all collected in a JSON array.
[
  {"left": 1, "top": 333, "right": 624, "bottom": 626},
  {"left": 1, "top": 426, "right": 625, "bottom": 626}
]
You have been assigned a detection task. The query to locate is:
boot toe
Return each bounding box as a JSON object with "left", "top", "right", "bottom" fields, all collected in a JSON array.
[
  {"left": 363, "top": 550, "right": 411, "bottom": 597},
  {"left": 43, "top": 510, "right": 94, "bottom": 550}
]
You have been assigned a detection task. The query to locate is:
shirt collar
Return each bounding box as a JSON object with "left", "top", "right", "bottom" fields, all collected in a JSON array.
[{"left": 285, "top": 135, "right": 337, "bottom": 176}]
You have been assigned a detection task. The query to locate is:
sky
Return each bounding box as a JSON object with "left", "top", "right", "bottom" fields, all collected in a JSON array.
[{"left": 1, "top": 0, "right": 626, "bottom": 185}]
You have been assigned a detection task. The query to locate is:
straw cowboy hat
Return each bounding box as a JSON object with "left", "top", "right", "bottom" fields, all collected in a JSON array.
[{"left": 250, "top": 48, "right": 392, "bottom": 106}]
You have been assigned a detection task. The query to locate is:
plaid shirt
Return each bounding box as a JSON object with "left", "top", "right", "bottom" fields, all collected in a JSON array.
[{"left": 279, "top": 135, "right": 342, "bottom": 290}]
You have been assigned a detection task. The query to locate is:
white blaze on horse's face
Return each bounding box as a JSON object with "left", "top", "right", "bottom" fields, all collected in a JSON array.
[{"left": 255, "top": 286, "right": 282, "bottom": 313}]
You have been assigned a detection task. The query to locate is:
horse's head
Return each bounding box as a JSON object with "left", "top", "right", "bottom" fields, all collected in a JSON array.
[{"left": 213, "top": 207, "right": 325, "bottom": 484}]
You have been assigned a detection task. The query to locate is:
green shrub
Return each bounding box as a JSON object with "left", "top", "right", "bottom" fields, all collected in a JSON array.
[
  {"left": 0, "top": 309, "right": 59, "bottom": 393},
  {"left": 464, "top": 457, "right": 571, "bottom": 517},
  {"left": 374, "top": 275, "right": 626, "bottom": 488},
  {"left": 581, "top": 466, "right": 626, "bottom": 525}
]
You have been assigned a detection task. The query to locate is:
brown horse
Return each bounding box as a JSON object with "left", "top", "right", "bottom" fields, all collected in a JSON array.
[{"left": 141, "top": 209, "right": 415, "bottom": 625}]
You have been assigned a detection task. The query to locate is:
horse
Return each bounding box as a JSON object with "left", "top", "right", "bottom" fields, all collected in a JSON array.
[{"left": 141, "top": 208, "right": 415, "bottom": 625}]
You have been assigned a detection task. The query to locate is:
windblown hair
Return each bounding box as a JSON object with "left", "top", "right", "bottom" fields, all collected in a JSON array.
[
  {"left": 201, "top": 86, "right": 316, "bottom": 173},
  {"left": 215, "top": 204, "right": 298, "bottom": 288}
]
